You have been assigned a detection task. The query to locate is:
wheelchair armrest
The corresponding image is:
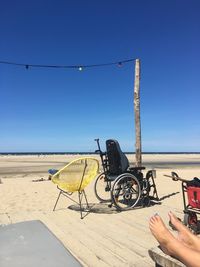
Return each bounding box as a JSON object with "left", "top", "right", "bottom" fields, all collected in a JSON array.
[
  {"left": 146, "top": 169, "right": 156, "bottom": 179},
  {"left": 129, "top": 166, "right": 146, "bottom": 171}
]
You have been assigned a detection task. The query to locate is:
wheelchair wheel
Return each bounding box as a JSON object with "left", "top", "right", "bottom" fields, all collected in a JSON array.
[
  {"left": 94, "top": 172, "right": 111, "bottom": 203},
  {"left": 184, "top": 212, "right": 198, "bottom": 233},
  {"left": 111, "top": 173, "right": 141, "bottom": 210}
]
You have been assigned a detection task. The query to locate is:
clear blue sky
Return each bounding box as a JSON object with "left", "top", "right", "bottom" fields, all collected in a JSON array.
[{"left": 0, "top": 0, "right": 200, "bottom": 152}]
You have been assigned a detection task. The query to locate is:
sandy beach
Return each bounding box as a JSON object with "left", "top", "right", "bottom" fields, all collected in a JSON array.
[{"left": 0, "top": 154, "right": 200, "bottom": 266}]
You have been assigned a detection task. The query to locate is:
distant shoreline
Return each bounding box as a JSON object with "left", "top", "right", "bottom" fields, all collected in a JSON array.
[{"left": 1, "top": 152, "right": 200, "bottom": 155}]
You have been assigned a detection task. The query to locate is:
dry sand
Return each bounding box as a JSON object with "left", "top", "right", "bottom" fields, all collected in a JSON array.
[{"left": 0, "top": 154, "right": 200, "bottom": 266}]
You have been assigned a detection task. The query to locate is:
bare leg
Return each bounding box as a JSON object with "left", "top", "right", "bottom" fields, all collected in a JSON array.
[
  {"left": 149, "top": 214, "right": 200, "bottom": 267},
  {"left": 169, "top": 211, "right": 200, "bottom": 251}
]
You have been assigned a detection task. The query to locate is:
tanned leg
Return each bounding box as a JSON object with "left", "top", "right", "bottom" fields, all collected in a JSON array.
[{"left": 149, "top": 214, "right": 200, "bottom": 267}]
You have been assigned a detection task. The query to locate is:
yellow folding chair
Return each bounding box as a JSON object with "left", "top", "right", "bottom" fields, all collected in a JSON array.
[{"left": 51, "top": 157, "right": 99, "bottom": 219}]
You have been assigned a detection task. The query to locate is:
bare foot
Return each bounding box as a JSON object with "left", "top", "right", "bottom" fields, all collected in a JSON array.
[
  {"left": 150, "top": 213, "right": 200, "bottom": 267},
  {"left": 169, "top": 211, "right": 200, "bottom": 251},
  {"left": 149, "top": 214, "right": 177, "bottom": 256}
]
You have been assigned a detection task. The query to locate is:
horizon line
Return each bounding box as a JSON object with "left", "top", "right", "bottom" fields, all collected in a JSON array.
[{"left": 0, "top": 151, "right": 200, "bottom": 154}]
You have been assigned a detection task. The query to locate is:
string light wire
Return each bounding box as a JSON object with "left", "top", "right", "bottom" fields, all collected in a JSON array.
[{"left": 0, "top": 58, "right": 136, "bottom": 70}]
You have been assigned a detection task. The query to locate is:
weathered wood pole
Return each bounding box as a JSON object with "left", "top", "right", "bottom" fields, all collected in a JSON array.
[{"left": 134, "top": 59, "right": 142, "bottom": 167}]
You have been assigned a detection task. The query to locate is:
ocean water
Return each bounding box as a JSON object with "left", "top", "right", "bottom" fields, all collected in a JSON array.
[{"left": 0, "top": 152, "right": 200, "bottom": 155}]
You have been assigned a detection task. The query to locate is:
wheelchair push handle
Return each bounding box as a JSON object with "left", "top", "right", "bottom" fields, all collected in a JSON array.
[
  {"left": 164, "top": 172, "right": 187, "bottom": 182},
  {"left": 94, "top": 138, "right": 102, "bottom": 153},
  {"left": 94, "top": 138, "right": 100, "bottom": 147},
  {"left": 94, "top": 138, "right": 107, "bottom": 172},
  {"left": 95, "top": 150, "right": 106, "bottom": 156}
]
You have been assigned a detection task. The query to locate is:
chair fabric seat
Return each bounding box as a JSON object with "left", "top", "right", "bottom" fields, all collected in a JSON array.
[{"left": 52, "top": 157, "right": 99, "bottom": 192}]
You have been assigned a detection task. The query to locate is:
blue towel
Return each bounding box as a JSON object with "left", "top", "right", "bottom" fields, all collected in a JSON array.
[{"left": 48, "top": 169, "right": 58, "bottom": 175}]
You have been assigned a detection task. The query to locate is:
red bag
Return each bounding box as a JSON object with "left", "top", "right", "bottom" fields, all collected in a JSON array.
[{"left": 187, "top": 186, "right": 200, "bottom": 208}]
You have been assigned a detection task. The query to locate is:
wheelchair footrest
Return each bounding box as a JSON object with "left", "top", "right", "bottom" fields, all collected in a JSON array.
[{"left": 129, "top": 166, "right": 146, "bottom": 171}]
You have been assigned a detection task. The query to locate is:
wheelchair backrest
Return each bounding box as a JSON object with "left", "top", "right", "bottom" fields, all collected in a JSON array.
[{"left": 106, "top": 139, "right": 129, "bottom": 175}]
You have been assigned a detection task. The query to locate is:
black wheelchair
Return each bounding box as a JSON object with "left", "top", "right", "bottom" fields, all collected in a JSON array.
[{"left": 94, "top": 139, "right": 159, "bottom": 210}]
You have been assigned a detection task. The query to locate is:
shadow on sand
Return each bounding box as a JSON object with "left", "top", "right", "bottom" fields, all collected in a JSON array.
[
  {"left": 159, "top": 191, "right": 180, "bottom": 201},
  {"left": 68, "top": 198, "right": 162, "bottom": 216}
]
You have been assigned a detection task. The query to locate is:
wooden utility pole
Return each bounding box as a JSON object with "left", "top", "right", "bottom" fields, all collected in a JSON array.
[{"left": 134, "top": 59, "right": 142, "bottom": 167}]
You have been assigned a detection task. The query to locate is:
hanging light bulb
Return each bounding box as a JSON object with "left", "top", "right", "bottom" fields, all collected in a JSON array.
[{"left": 78, "top": 66, "right": 83, "bottom": 71}]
